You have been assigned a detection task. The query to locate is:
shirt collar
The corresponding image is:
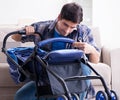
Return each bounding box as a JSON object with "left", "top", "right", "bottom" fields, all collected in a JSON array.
[{"left": 48, "top": 19, "right": 58, "bottom": 32}]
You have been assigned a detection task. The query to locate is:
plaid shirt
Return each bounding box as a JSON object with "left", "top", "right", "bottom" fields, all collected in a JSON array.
[{"left": 21, "top": 19, "right": 100, "bottom": 53}]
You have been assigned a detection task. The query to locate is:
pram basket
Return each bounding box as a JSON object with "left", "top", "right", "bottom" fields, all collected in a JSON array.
[{"left": 2, "top": 31, "right": 118, "bottom": 100}]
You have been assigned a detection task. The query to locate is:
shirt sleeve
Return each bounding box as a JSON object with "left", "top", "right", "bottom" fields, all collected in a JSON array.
[
  {"left": 21, "top": 22, "right": 43, "bottom": 43},
  {"left": 78, "top": 25, "right": 101, "bottom": 52},
  {"left": 21, "top": 35, "right": 35, "bottom": 43},
  {"left": 86, "top": 29, "right": 100, "bottom": 52}
]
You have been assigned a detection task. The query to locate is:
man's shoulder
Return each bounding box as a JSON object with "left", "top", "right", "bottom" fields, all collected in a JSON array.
[
  {"left": 78, "top": 24, "right": 90, "bottom": 30},
  {"left": 77, "top": 24, "right": 91, "bottom": 34},
  {"left": 31, "top": 20, "right": 55, "bottom": 33},
  {"left": 32, "top": 20, "right": 54, "bottom": 26}
]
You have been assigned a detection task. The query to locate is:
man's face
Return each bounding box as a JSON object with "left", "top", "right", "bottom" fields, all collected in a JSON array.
[{"left": 56, "top": 19, "right": 78, "bottom": 36}]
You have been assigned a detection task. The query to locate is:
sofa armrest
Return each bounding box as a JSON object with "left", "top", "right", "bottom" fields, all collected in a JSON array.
[
  {"left": 101, "top": 46, "right": 112, "bottom": 66},
  {"left": 102, "top": 46, "right": 120, "bottom": 96},
  {"left": 102, "top": 45, "right": 120, "bottom": 67}
]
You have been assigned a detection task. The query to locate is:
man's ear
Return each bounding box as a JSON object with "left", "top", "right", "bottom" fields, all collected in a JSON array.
[{"left": 57, "top": 14, "right": 61, "bottom": 20}]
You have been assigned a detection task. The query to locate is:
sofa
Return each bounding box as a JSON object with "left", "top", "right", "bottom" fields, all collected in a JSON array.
[{"left": 0, "top": 24, "right": 120, "bottom": 100}]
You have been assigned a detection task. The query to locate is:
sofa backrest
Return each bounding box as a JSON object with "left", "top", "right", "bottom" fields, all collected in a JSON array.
[
  {"left": 0, "top": 26, "right": 21, "bottom": 63},
  {"left": 90, "top": 27, "right": 102, "bottom": 61},
  {"left": 0, "top": 25, "right": 35, "bottom": 63},
  {"left": 0, "top": 25, "right": 101, "bottom": 63},
  {"left": 91, "top": 27, "right": 102, "bottom": 49}
]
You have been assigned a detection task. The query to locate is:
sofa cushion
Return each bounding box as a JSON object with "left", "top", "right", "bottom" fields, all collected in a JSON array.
[
  {"left": 0, "top": 42, "right": 21, "bottom": 63},
  {"left": 0, "top": 63, "right": 24, "bottom": 87},
  {"left": 0, "top": 27, "right": 21, "bottom": 63},
  {"left": 90, "top": 63, "right": 111, "bottom": 86}
]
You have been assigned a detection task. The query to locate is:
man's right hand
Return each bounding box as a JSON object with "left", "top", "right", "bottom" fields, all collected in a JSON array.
[
  {"left": 12, "top": 25, "right": 35, "bottom": 41},
  {"left": 25, "top": 26, "right": 35, "bottom": 35}
]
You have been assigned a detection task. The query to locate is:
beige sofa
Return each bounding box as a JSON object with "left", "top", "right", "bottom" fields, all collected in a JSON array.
[{"left": 0, "top": 25, "right": 120, "bottom": 100}]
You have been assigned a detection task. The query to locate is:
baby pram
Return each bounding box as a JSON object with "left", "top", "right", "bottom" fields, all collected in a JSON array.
[{"left": 2, "top": 31, "right": 118, "bottom": 100}]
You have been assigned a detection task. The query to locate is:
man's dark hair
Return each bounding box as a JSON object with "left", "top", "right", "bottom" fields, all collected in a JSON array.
[{"left": 60, "top": 2, "right": 83, "bottom": 23}]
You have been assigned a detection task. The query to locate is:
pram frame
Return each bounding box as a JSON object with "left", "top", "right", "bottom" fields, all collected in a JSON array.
[{"left": 2, "top": 31, "right": 118, "bottom": 100}]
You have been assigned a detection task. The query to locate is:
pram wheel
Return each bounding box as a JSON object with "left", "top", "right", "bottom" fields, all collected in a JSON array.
[
  {"left": 96, "top": 90, "right": 118, "bottom": 100},
  {"left": 110, "top": 90, "right": 118, "bottom": 100},
  {"left": 57, "top": 95, "right": 68, "bottom": 100},
  {"left": 71, "top": 93, "right": 80, "bottom": 100},
  {"left": 57, "top": 93, "right": 79, "bottom": 100},
  {"left": 95, "top": 91, "right": 108, "bottom": 100},
  {"left": 72, "top": 93, "right": 80, "bottom": 100}
]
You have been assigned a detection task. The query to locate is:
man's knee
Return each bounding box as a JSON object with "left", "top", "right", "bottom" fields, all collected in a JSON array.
[{"left": 80, "top": 62, "right": 91, "bottom": 75}]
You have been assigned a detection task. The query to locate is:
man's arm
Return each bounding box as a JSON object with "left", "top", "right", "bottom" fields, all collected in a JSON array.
[
  {"left": 12, "top": 34, "right": 22, "bottom": 41},
  {"left": 88, "top": 45, "right": 100, "bottom": 63},
  {"left": 72, "top": 42, "right": 100, "bottom": 64},
  {"left": 12, "top": 26, "right": 35, "bottom": 41}
]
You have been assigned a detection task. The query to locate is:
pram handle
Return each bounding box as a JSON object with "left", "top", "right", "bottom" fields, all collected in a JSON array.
[
  {"left": 1, "top": 30, "right": 26, "bottom": 53},
  {"left": 37, "top": 38, "right": 75, "bottom": 48}
]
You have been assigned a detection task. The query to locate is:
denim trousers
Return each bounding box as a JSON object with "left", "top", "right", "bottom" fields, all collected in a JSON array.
[
  {"left": 79, "top": 62, "right": 92, "bottom": 99},
  {"left": 14, "top": 62, "right": 91, "bottom": 100}
]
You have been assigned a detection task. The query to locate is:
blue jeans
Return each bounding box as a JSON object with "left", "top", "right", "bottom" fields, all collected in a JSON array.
[
  {"left": 79, "top": 62, "right": 92, "bottom": 99},
  {"left": 14, "top": 81, "right": 55, "bottom": 100},
  {"left": 14, "top": 62, "right": 91, "bottom": 100},
  {"left": 14, "top": 81, "right": 36, "bottom": 100}
]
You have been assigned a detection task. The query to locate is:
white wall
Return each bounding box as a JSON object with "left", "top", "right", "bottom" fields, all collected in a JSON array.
[
  {"left": 0, "top": 0, "right": 91, "bottom": 25},
  {"left": 93, "top": 0, "right": 120, "bottom": 46},
  {"left": 0, "top": 0, "right": 68, "bottom": 24},
  {"left": 0, "top": 0, "right": 120, "bottom": 47}
]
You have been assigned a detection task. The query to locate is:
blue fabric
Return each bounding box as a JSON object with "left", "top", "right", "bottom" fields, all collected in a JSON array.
[
  {"left": 7, "top": 47, "right": 34, "bottom": 84},
  {"left": 52, "top": 29, "right": 66, "bottom": 50},
  {"left": 14, "top": 62, "right": 91, "bottom": 100},
  {"left": 14, "top": 81, "right": 55, "bottom": 100},
  {"left": 14, "top": 81, "right": 36, "bottom": 100},
  {"left": 79, "top": 62, "right": 91, "bottom": 99},
  {"left": 7, "top": 47, "right": 47, "bottom": 83}
]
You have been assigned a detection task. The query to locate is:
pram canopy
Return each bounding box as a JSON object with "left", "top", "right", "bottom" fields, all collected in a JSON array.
[{"left": 7, "top": 47, "right": 47, "bottom": 83}]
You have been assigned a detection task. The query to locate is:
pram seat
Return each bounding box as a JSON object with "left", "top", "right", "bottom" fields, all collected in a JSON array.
[
  {"left": 5, "top": 37, "right": 89, "bottom": 99},
  {"left": 44, "top": 49, "right": 87, "bottom": 64},
  {"left": 40, "top": 49, "right": 88, "bottom": 96},
  {"left": 7, "top": 46, "right": 88, "bottom": 95}
]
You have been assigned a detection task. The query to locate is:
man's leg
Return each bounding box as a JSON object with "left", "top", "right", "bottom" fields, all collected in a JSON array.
[
  {"left": 14, "top": 81, "right": 56, "bottom": 100},
  {"left": 14, "top": 81, "right": 37, "bottom": 100},
  {"left": 79, "top": 62, "right": 92, "bottom": 100}
]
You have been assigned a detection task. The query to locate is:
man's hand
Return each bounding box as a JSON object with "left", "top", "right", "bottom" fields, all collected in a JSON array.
[
  {"left": 72, "top": 42, "right": 94, "bottom": 54},
  {"left": 72, "top": 42, "right": 100, "bottom": 63},
  {"left": 25, "top": 26, "right": 35, "bottom": 35},
  {"left": 12, "top": 26, "right": 37, "bottom": 41}
]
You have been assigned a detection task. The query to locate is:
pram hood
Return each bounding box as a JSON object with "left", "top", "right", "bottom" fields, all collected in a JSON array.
[{"left": 7, "top": 47, "right": 47, "bottom": 83}]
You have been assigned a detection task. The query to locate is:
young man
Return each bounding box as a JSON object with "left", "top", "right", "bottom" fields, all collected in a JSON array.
[{"left": 12, "top": 2, "right": 100, "bottom": 100}]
